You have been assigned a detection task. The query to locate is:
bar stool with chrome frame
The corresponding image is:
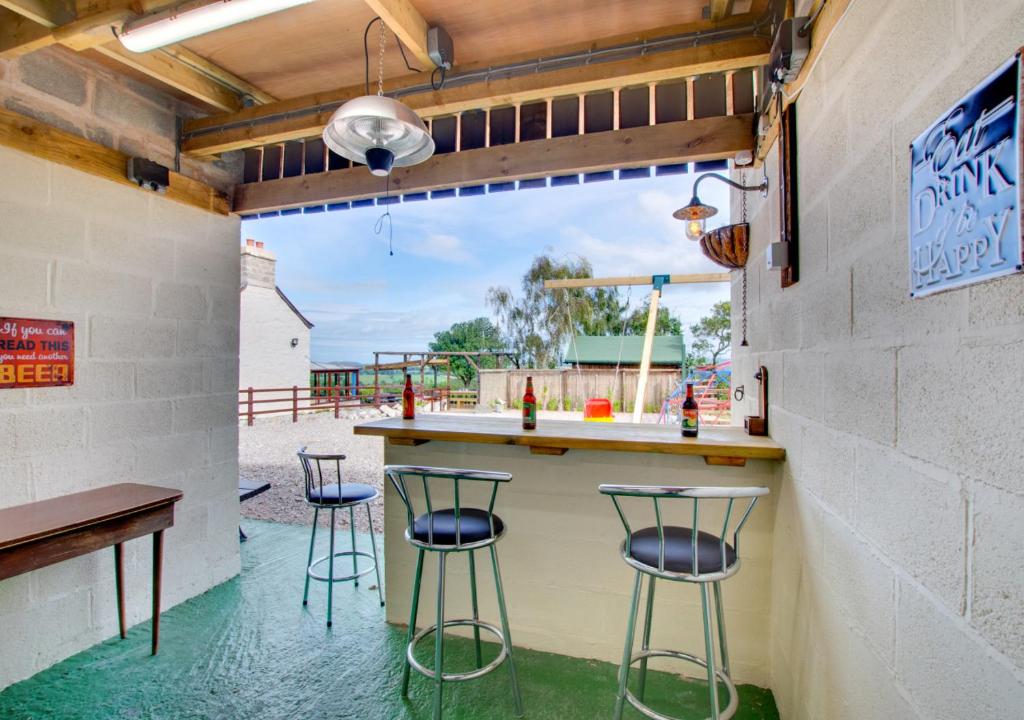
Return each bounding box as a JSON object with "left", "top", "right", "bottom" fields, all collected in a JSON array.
[
  {"left": 299, "top": 448, "right": 384, "bottom": 627},
  {"left": 385, "top": 465, "right": 523, "bottom": 720},
  {"left": 600, "top": 484, "right": 769, "bottom": 720}
]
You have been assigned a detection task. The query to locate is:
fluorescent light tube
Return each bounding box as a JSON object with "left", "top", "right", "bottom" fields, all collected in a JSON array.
[{"left": 118, "top": 0, "right": 316, "bottom": 53}]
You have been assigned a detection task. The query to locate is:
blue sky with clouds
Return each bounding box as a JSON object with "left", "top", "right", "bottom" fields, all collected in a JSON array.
[{"left": 245, "top": 171, "right": 733, "bottom": 364}]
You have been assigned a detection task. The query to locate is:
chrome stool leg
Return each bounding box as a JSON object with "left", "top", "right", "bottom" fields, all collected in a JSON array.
[
  {"left": 402, "top": 549, "right": 425, "bottom": 697},
  {"left": 349, "top": 506, "right": 359, "bottom": 587},
  {"left": 367, "top": 504, "right": 384, "bottom": 606},
  {"left": 433, "top": 553, "right": 447, "bottom": 720},
  {"left": 614, "top": 570, "right": 643, "bottom": 720},
  {"left": 327, "top": 508, "right": 336, "bottom": 627},
  {"left": 700, "top": 583, "right": 720, "bottom": 719},
  {"left": 302, "top": 507, "right": 319, "bottom": 606},
  {"left": 713, "top": 581, "right": 729, "bottom": 676},
  {"left": 490, "top": 545, "right": 523, "bottom": 717},
  {"left": 468, "top": 551, "right": 483, "bottom": 669},
  {"left": 637, "top": 575, "right": 657, "bottom": 701}
]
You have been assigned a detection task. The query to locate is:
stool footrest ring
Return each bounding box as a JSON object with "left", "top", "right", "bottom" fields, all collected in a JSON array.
[
  {"left": 307, "top": 551, "right": 377, "bottom": 583},
  {"left": 624, "top": 648, "right": 738, "bottom": 720},
  {"left": 407, "top": 618, "right": 508, "bottom": 682}
]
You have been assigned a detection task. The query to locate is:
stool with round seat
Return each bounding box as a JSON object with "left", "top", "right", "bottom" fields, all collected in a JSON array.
[
  {"left": 385, "top": 465, "right": 523, "bottom": 720},
  {"left": 299, "top": 448, "right": 384, "bottom": 627},
  {"left": 600, "top": 484, "right": 769, "bottom": 720}
]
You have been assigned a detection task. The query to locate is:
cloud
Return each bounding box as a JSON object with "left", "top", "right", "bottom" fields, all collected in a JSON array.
[{"left": 393, "top": 233, "right": 476, "bottom": 265}]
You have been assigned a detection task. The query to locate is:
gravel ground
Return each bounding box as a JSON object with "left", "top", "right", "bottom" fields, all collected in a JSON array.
[{"left": 239, "top": 409, "right": 387, "bottom": 533}]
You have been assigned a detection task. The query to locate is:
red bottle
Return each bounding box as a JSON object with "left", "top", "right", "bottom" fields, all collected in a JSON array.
[
  {"left": 402, "top": 374, "right": 415, "bottom": 420},
  {"left": 681, "top": 382, "right": 698, "bottom": 437},
  {"left": 522, "top": 376, "right": 537, "bottom": 430}
]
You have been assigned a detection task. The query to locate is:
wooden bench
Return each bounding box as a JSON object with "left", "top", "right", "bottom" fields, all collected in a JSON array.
[
  {"left": 238, "top": 478, "right": 270, "bottom": 541},
  {"left": 0, "top": 483, "right": 183, "bottom": 655}
]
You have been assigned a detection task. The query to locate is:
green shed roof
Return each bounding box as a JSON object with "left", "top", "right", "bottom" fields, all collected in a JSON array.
[{"left": 563, "top": 335, "right": 685, "bottom": 367}]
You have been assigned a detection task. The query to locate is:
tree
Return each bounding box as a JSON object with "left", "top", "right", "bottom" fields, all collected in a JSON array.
[
  {"left": 429, "top": 317, "right": 504, "bottom": 387},
  {"left": 623, "top": 300, "right": 684, "bottom": 336},
  {"left": 689, "top": 301, "right": 731, "bottom": 367},
  {"left": 487, "top": 254, "right": 622, "bottom": 368}
]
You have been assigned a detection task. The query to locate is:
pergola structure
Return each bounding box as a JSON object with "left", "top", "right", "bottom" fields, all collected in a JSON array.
[
  {"left": 370, "top": 349, "right": 518, "bottom": 397},
  {"left": 3, "top": 2, "right": 1023, "bottom": 720}
]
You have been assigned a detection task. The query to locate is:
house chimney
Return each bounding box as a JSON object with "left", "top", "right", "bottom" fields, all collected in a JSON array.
[{"left": 240, "top": 239, "right": 276, "bottom": 289}]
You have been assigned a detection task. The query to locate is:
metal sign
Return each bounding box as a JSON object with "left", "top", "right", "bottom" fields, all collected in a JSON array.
[
  {"left": 0, "top": 318, "right": 74, "bottom": 388},
  {"left": 909, "top": 53, "right": 1023, "bottom": 297}
]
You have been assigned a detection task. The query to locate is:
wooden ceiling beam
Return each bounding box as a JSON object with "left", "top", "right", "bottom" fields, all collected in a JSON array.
[
  {"left": 233, "top": 113, "right": 756, "bottom": 214},
  {"left": 709, "top": 0, "right": 732, "bottom": 22},
  {"left": 365, "top": 0, "right": 433, "bottom": 68},
  {"left": 0, "top": 0, "right": 269, "bottom": 111},
  {"left": 184, "top": 35, "right": 769, "bottom": 157}
]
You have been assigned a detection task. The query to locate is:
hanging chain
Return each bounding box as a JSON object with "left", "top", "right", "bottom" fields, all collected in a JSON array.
[
  {"left": 377, "top": 20, "right": 386, "bottom": 96},
  {"left": 740, "top": 168, "right": 749, "bottom": 347}
]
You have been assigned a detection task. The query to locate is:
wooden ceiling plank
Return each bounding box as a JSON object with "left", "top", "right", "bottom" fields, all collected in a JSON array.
[
  {"left": 159, "top": 44, "right": 278, "bottom": 104},
  {"left": 0, "top": 8, "right": 56, "bottom": 57},
  {"left": 233, "top": 113, "right": 755, "bottom": 213},
  {"left": 709, "top": 0, "right": 732, "bottom": 22},
  {"left": 184, "top": 36, "right": 769, "bottom": 157},
  {"left": 364, "top": 0, "right": 433, "bottom": 68},
  {"left": 0, "top": 106, "right": 229, "bottom": 214},
  {"left": 0, "top": 0, "right": 74, "bottom": 27},
  {"left": 95, "top": 42, "right": 244, "bottom": 112}
]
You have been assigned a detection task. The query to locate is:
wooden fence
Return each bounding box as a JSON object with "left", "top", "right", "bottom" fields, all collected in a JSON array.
[{"left": 479, "top": 368, "right": 685, "bottom": 414}]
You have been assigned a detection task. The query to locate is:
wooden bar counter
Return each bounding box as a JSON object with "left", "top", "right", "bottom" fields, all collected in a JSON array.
[{"left": 355, "top": 415, "right": 785, "bottom": 687}]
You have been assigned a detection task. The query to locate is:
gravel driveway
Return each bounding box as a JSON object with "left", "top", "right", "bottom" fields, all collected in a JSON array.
[{"left": 239, "top": 410, "right": 386, "bottom": 533}]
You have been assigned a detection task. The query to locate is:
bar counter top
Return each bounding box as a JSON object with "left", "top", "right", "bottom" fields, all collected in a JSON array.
[{"left": 354, "top": 414, "right": 785, "bottom": 465}]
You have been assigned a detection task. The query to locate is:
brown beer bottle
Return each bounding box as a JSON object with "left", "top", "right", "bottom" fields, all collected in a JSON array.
[
  {"left": 402, "top": 374, "right": 415, "bottom": 420},
  {"left": 681, "top": 382, "right": 699, "bottom": 437},
  {"left": 522, "top": 376, "right": 537, "bottom": 430}
]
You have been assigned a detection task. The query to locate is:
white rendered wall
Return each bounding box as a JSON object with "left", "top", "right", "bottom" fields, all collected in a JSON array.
[
  {"left": 238, "top": 286, "right": 311, "bottom": 393},
  {"left": 731, "top": 1, "right": 1024, "bottom": 717},
  {"left": 383, "top": 440, "right": 781, "bottom": 687},
  {"left": 0, "top": 145, "right": 241, "bottom": 689}
]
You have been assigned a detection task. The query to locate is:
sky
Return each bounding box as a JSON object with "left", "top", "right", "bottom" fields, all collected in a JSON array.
[{"left": 245, "top": 170, "right": 733, "bottom": 364}]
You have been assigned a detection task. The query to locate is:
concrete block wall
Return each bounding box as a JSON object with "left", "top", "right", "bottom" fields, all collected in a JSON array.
[
  {"left": 0, "top": 46, "right": 240, "bottom": 192},
  {"left": 0, "top": 143, "right": 241, "bottom": 689},
  {"left": 730, "top": 0, "right": 1024, "bottom": 717}
]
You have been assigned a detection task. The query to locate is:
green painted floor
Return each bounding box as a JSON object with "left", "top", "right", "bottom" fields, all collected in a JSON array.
[{"left": 0, "top": 521, "right": 778, "bottom": 720}]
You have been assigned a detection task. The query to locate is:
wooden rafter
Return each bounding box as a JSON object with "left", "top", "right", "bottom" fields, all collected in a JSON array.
[
  {"left": 233, "top": 113, "right": 756, "bottom": 214},
  {"left": 183, "top": 35, "right": 770, "bottom": 157},
  {"left": 365, "top": 0, "right": 433, "bottom": 68},
  {"left": 0, "top": 0, "right": 277, "bottom": 112},
  {"left": 0, "top": 106, "right": 229, "bottom": 214},
  {"left": 709, "top": 0, "right": 732, "bottom": 22}
]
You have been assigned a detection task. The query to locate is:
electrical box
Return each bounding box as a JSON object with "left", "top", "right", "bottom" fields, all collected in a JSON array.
[
  {"left": 427, "top": 26, "right": 453, "bottom": 70},
  {"left": 766, "top": 242, "right": 790, "bottom": 271},
  {"left": 769, "top": 17, "right": 810, "bottom": 85},
  {"left": 126, "top": 157, "right": 169, "bottom": 193}
]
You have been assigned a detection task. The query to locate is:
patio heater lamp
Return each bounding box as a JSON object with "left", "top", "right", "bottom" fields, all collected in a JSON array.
[{"left": 673, "top": 173, "right": 770, "bottom": 240}]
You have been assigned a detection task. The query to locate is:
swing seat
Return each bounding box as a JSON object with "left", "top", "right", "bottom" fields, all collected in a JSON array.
[{"left": 584, "top": 398, "right": 614, "bottom": 422}]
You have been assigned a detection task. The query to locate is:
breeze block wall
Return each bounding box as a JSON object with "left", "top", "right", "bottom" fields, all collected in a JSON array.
[
  {"left": 731, "top": 0, "right": 1024, "bottom": 717},
  {"left": 0, "top": 147, "right": 241, "bottom": 687}
]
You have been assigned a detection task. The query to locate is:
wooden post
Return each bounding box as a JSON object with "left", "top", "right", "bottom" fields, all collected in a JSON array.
[
  {"left": 292, "top": 386, "right": 298, "bottom": 422},
  {"left": 632, "top": 287, "right": 662, "bottom": 423},
  {"left": 373, "top": 352, "right": 380, "bottom": 407},
  {"left": 334, "top": 385, "right": 340, "bottom": 419},
  {"left": 247, "top": 387, "right": 254, "bottom": 426}
]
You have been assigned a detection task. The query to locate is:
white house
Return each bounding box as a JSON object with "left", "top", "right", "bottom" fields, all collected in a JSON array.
[{"left": 239, "top": 240, "right": 312, "bottom": 398}]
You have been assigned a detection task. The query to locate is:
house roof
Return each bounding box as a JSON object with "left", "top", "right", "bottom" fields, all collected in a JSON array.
[
  {"left": 563, "top": 335, "right": 685, "bottom": 367},
  {"left": 311, "top": 361, "right": 362, "bottom": 371}
]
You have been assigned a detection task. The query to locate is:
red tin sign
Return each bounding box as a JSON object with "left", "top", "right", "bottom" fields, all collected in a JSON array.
[{"left": 0, "top": 318, "right": 74, "bottom": 388}]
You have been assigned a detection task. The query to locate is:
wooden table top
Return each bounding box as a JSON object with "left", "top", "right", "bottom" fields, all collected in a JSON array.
[
  {"left": 354, "top": 415, "right": 785, "bottom": 464},
  {"left": 0, "top": 483, "right": 183, "bottom": 551}
]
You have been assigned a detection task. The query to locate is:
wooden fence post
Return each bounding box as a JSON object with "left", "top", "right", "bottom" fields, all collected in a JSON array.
[
  {"left": 292, "top": 386, "right": 298, "bottom": 422},
  {"left": 334, "top": 385, "right": 339, "bottom": 419},
  {"left": 247, "top": 387, "right": 254, "bottom": 426}
]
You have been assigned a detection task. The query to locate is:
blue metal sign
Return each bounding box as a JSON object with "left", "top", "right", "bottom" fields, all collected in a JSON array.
[{"left": 909, "top": 53, "right": 1023, "bottom": 297}]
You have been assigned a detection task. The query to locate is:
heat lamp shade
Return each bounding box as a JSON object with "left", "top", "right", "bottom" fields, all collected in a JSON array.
[
  {"left": 322, "top": 95, "right": 435, "bottom": 171},
  {"left": 118, "top": 0, "right": 316, "bottom": 53}
]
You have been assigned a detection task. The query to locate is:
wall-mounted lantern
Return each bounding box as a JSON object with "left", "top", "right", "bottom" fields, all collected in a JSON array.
[
  {"left": 290, "top": 338, "right": 299, "bottom": 348},
  {"left": 672, "top": 172, "right": 769, "bottom": 241}
]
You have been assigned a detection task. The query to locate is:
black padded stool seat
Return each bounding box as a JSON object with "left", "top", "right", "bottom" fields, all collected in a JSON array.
[
  {"left": 308, "top": 482, "right": 378, "bottom": 504},
  {"left": 628, "top": 526, "right": 736, "bottom": 574},
  {"left": 412, "top": 508, "right": 504, "bottom": 545}
]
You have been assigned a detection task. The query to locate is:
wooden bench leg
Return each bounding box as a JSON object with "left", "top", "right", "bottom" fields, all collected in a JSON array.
[
  {"left": 114, "top": 542, "right": 126, "bottom": 639},
  {"left": 152, "top": 529, "right": 164, "bottom": 655}
]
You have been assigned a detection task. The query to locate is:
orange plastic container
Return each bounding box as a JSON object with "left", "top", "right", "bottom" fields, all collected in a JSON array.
[{"left": 584, "top": 398, "right": 614, "bottom": 422}]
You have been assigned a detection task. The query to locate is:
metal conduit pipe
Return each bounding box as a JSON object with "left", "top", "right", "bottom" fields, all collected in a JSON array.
[{"left": 181, "top": 20, "right": 770, "bottom": 142}]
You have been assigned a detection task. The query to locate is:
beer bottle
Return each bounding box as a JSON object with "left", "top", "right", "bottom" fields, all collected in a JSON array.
[
  {"left": 402, "top": 374, "right": 415, "bottom": 420},
  {"left": 522, "top": 376, "right": 537, "bottom": 430},
  {"left": 681, "top": 382, "right": 699, "bottom": 437}
]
